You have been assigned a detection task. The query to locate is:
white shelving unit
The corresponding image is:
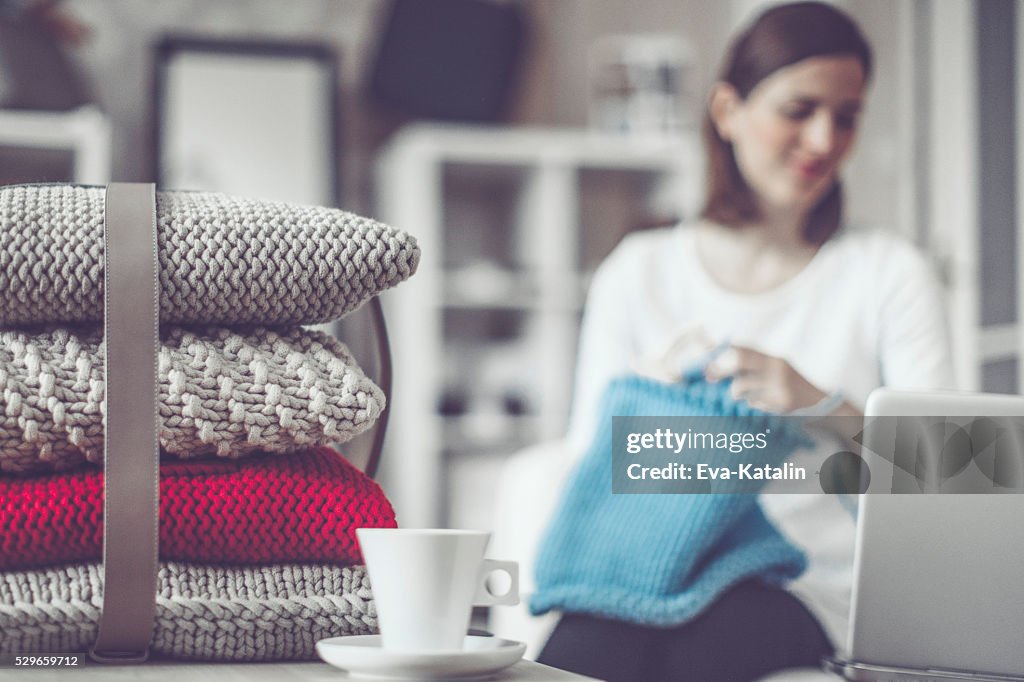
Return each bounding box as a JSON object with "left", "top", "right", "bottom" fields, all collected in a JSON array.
[
  {"left": 375, "top": 124, "right": 700, "bottom": 528},
  {"left": 0, "top": 105, "right": 111, "bottom": 184}
]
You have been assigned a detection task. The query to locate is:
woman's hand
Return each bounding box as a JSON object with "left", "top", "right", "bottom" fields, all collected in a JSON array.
[
  {"left": 704, "top": 345, "right": 827, "bottom": 413},
  {"left": 704, "top": 344, "right": 864, "bottom": 447}
]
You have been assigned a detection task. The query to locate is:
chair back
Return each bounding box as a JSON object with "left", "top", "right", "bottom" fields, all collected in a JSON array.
[{"left": 332, "top": 296, "right": 391, "bottom": 478}]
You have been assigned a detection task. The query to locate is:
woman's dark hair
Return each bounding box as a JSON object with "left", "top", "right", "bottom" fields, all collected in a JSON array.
[{"left": 701, "top": 1, "right": 873, "bottom": 245}]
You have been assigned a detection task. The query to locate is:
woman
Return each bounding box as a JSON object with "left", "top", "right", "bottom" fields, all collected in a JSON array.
[{"left": 537, "top": 3, "right": 953, "bottom": 680}]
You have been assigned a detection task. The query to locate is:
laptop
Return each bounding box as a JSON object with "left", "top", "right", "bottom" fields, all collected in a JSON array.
[{"left": 829, "top": 388, "right": 1024, "bottom": 681}]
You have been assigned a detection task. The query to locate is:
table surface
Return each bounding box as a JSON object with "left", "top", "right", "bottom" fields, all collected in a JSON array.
[{"left": 2, "top": 658, "right": 602, "bottom": 681}]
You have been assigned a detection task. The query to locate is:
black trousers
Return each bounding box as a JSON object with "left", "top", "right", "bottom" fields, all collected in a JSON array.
[{"left": 536, "top": 581, "right": 832, "bottom": 682}]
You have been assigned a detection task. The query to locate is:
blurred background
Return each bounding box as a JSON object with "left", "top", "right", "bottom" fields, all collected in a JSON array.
[{"left": 0, "top": 0, "right": 1019, "bottom": 531}]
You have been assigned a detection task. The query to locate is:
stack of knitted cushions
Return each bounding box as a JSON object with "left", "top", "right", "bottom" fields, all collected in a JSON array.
[
  {"left": 0, "top": 184, "right": 418, "bottom": 660},
  {"left": 530, "top": 372, "right": 810, "bottom": 626}
]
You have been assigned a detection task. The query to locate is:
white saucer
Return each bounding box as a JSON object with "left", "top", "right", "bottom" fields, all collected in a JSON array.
[{"left": 315, "top": 634, "right": 527, "bottom": 680}]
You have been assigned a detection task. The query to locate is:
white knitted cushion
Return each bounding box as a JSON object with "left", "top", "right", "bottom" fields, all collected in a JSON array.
[
  {"left": 0, "top": 562, "right": 376, "bottom": 661},
  {"left": 0, "top": 184, "right": 419, "bottom": 326},
  {"left": 0, "top": 325, "right": 384, "bottom": 474}
]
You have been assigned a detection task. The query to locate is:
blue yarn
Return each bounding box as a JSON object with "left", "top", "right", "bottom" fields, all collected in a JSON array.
[{"left": 530, "top": 372, "right": 811, "bottom": 627}]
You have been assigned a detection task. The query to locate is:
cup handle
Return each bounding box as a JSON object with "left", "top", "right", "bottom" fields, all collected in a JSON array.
[{"left": 474, "top": 559, "right": 519, "bottom": 606}]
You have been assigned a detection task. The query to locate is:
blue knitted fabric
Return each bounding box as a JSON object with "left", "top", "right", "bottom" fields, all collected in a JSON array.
[{"left": 530, "top": 373, "right": 810, "bottom": 626}]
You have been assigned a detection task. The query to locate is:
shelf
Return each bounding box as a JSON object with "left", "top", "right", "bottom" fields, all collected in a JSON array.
[
  {"left": 0, "top": 106, "right": 111, "bottom": 184},
  {"left": 442, "top": 265, "right": 585, "bottom": 311},
  {"left": 387, "top": 123, "right": 698, "bottom": 171},
  {"left": 376, "top": 123, "right": 701, "bottom": 528},
  {"left": 442, "top": 413, "right": 545, "bottom": 457},
  {"left": 444, "top": 265, "right": 538, "bottom": 309}
]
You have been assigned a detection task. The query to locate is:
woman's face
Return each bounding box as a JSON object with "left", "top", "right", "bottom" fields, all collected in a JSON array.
[{"left": 715, "top": 55, "right": 867, "bottom": 215}]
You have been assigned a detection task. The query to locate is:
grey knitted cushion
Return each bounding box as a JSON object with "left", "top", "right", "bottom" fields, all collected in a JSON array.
[
  {"left": 0, "top": 184, "right": 419, "bottom": 326},
  {"left": 0, "top": 325, "right": 384, "bottom": 474},
  {"left": 0, "top": 562, "right": 376, "bottom": 661}
]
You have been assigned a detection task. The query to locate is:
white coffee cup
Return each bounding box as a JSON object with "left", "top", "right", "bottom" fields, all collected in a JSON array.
[{"left": 356, "top": 528, "right": 519, "bottom": 651}]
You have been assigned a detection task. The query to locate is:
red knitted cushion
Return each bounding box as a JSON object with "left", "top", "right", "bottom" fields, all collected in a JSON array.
[{"left": 0, "top": 446, "right": 397, "bottom": 571}]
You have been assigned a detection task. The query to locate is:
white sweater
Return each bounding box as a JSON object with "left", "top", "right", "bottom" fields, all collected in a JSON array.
[{"left": 565, "top": 224, "right": 955, "bottom": 648}]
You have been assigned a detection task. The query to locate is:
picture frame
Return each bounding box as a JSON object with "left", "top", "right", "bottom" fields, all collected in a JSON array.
[{"left": 153, "top": 36, "right": 340, "bottom": 206}]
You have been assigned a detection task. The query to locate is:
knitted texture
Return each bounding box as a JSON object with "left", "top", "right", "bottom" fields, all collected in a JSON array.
[
  {"left": 0, "top": 562, "right": 376, "bottom": 660},
  {"left": 0, "top": 446, "right": 397, "bottom": 571},
  {"left": 0, "top": 184, "right": 420, "bottom": 326},
  {"left": 530, "top": 374, "right": 809, "bottom": 626},
  {"left": 0, "top": 325, "right": 384, "bottom": 474}
]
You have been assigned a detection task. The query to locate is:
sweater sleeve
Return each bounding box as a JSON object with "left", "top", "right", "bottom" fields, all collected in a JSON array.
[
  {"left": 874, "top": 238, "right": 956, "bottom": 391},
  {"left": 565, "top": 241, "right": 640, "bottom": 459}
]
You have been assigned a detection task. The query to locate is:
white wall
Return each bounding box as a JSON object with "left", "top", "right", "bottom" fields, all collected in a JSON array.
[{"left": 59, "top": 0, "right": 907, "bottom": 233}]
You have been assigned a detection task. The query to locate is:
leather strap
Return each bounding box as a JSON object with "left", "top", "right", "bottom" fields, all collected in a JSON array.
[{"left": 89, "top": 183, "right": 160, "bottom": 663}]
